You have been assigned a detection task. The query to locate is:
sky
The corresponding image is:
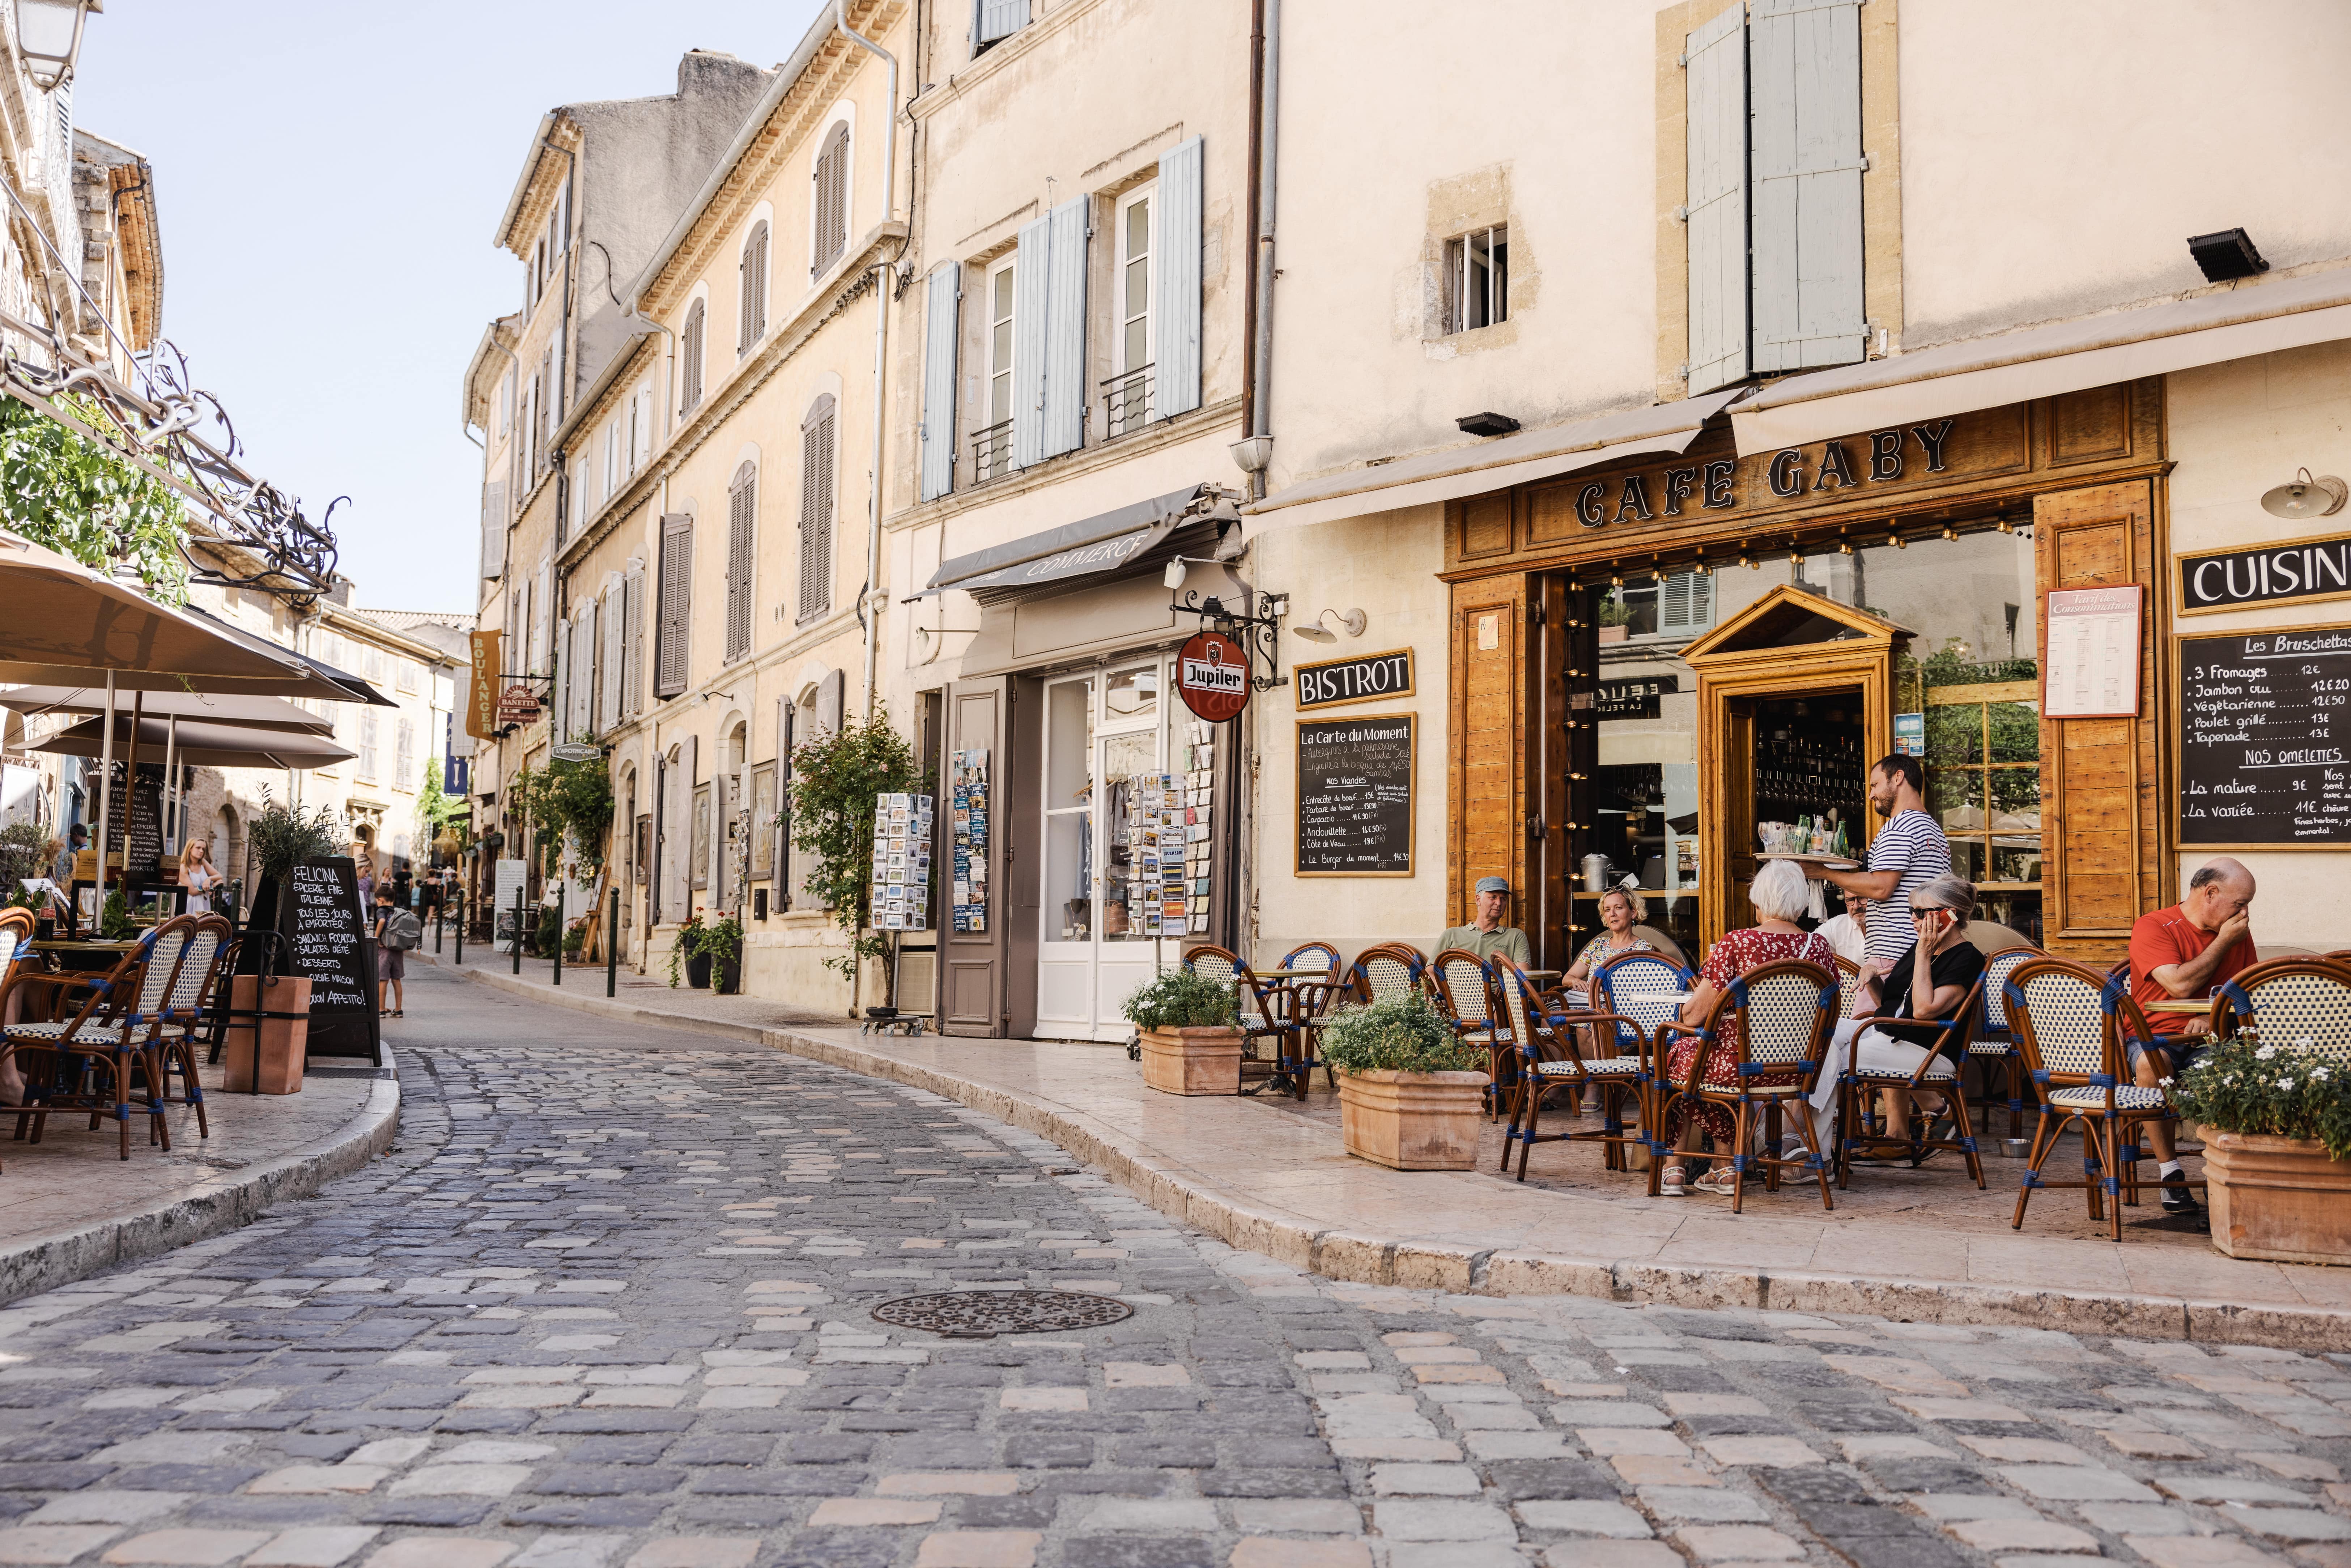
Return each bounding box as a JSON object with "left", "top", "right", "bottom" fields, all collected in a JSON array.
[{"left": 72, "top": 0, "right": 836, "bottom": 616}]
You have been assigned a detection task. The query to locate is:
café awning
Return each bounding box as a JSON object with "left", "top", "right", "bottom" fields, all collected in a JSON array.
[
  {"left": 1246, "top": 389, "right": 1747, "bottom": 531},
  {"left": 1729, "top": 268, "right": 2351, "bottom": 455},
  {"left": 0, "top": 684, "right": 335, "bottom": 735},
  {"left": 35, "top": 714, "right": 356, "bottom": 771},
  {"left": 914, "top": 483, "right": 1226, "bottom": 604}
]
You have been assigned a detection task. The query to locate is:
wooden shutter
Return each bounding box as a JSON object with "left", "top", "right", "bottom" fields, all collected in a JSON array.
[
  {"left": 1450, "top": 580, "right": 1528, "bottom": 930},
  {"left": 1750, "top": 0, "right": 1866, "bottom": 374},
  {"left": 600, "top": 584, "right": 624, "bottom": 733},
  {"left": 1155, "top": 136, "right": 1204, "bottom": 419},
  {"left": 681, "top": 301, "right": 705, "bottom": 412},
  {"left": 479, "top": 481, "right": 506, "bottom": 578},
  {"left": 919, "top": 265, "right": 960, "bottom": 501},
  {"left": 1684, "top": 3, "right": 1749, "bottom": 394},
  {"left": 574, "top": 612, "right": 595, "bottom": 738},
  {"left": 623, "top": 568, "right": 646, "bottom": 718},
  {"left": 1659, "top": 570, "right": 1714, "bottom": 637},
  {"left": 817, "top": 668, "right": 845, "bottom": 738},
  {"left": 775, "top": 694, "right": 795, "bottom": 911},
  {"left": 799, "top": 397, "right": 836, "bottom": 622},
  {"left": 739, "top": 222, "right": 769, "bottom": 350},
  {"left": 975, "top": 0, "right": 1028, "bottom": 46},
  {"left": 2036, "top": 479, "right": 2165, "bottom": 962},
  {"left": 656, "top": 513, "right": 692, "bottom": 697},
  {"left": 726, "top": 464, "right": 756, "bottom": 662},
  {"left": 535, "top": 560, "right": 552, "bottom": 675},
  {"left": 1041, "top": 196, "right": 1088, "bottom": 459},
  {"left": 813, "top": 122, "right": 849, "bottom": 277},
  {"left": 663, "top": 734, "right": 696, "bottom": 918},
  {"left": 1011, "top": 212, "right": 1052, "bottom": 468}
]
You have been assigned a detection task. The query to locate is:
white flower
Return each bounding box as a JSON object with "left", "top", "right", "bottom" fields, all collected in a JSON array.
[
  {"left": 2275, "top": 1078, "right": 2295, "bottom": 1091},
  {"left": 2254, "top": 1045, "right": 2278, "bottom": 1060},
  {"left": 2295, "top": 1037, "right": 2316, "bottom": 1051},
  {"left": 2315, "top": 1066, "right": 2333, "bottom": 1083}
]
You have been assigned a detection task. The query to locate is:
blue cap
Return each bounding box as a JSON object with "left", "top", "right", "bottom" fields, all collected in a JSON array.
[{"left": 1474, "top": 876, "right": 1510, "bottom": 895}]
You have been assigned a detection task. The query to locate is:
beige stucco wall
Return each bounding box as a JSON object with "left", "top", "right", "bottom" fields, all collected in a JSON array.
[{"left": 2165, "top": 341, "right": 2351, "bottom": 952}]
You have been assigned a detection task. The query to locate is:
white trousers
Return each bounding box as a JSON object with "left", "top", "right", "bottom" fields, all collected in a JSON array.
[{"left": 1805, "top": 1018, "right": 1940, "bottom": 1133}]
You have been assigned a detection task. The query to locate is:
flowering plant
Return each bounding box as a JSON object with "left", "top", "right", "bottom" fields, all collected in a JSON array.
[
  {"left": 2171, "top": 1033, "right": 2351, "bottom": 1162},
  {"left": 1319, "top": 990, "right": 1486, "bottom": 1076}
]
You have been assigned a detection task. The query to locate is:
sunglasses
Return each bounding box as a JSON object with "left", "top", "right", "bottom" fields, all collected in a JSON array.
[{"left": 1907, "top": 905, "right": 1950, "bottom": 919}]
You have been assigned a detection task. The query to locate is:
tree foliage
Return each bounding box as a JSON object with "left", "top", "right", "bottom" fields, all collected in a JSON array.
[
  {"left": 0, "top": 395, "right": 191, "bottom": 602},
  {"left": 515, "top": 740, "right": 613, "bottom": 878},
  {"left": 783, "top": 710, "right": 926, "bottom": 981}
]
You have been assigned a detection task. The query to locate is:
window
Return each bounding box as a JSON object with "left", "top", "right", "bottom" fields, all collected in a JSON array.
[
  {"left": 976, "top": 256, "right": 1016, "bottom": 482},
  {"left": 974, "top": 0, "right": 1029, "bottom": 52},
  {"left": 739, "top": 220, "right": 770, "bottom": 352},
  {"left": 397, "top": 658, "right": 418, "bottom": 694},
  {"left": 624, "top": 567, "right": 646, "bottom": 718},
  {"left": 498, "top": 371, "right": 513, "bottom": 438},
  {"left": 690, "top": 783, "right": 711, "bottom": 890},
  {"left": 629, "top": 384, "right": 651, "bottom": 474},
  {"left": 1106, "top": 186, "right": 1153, "bottom": 437},
  {"left": 799, "top": 397, "right": 836, "bottom": 622},
  {"left": 394, "top": 718, "right": 414, "bottom": 791},
  {"left": 918, "top": 266, "right": 960, "bottom": 502},
  {"left": 811, "top": 120, "right": 849, "bottom": 278},
  {"left": 725, "top": 462, "right": 757, "bottom": 662},
  {"left": 602, "top": 421, "right": 620, "bottom": 502},
  {"left": 358, "top": 711, "right": 379, "bottom": 783},
  {"left": 1606, "top": 571, "right": 1714, "bottom": 639},
  {"left": 656, "top": 512, "right": 692, "bottom": 698},
  {"left": 681, "top": 299, "right": 706, "bottom": 413},
  {"left": 1444, "top": 225, "right": 1509, "bottom": 333}
]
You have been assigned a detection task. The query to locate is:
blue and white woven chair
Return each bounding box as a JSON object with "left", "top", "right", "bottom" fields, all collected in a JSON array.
[
  {"left": 1430, "top": 949, "right": 1506, "bottom": 1117},
  {"left": 2210, "top": 958, "right": 2351, "bottom": 1070},
  {"left": 2006, "top": 957, "right": 2181, "bottom": 1241},
  {"left": 1653, "top": 959, "right": 1837, "bottom": 1214},
  {"left": 0, "top": 918, "right": 179, "bottom": 1160},
  {"left": 1832, "top": 975, "right": 1987, "bottom": 1191},
  {"left": 146, "top": 914, "right": 232, "bottom": 1140},
  {"left": 1496, "top": 959, "right": 1649, "bottom": 1180},
  {"left": 1182, "top": 943, "right": 1278, "bottom": 1075},
  {"left": 1967, "top": 948, "right": 2039, "bottom": 1138},
  {"left": 1590, "top": 951, "right": 1694, "bottom": 1164},
  {"left": 1347, "top": 943, "right": 1427, "bottom": 1007}
]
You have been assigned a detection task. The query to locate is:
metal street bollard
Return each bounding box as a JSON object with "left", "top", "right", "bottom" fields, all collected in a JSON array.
[
  {"left": 553, "top": 887, "right": 565, "bottom": 986},
  {"left": 607, "top": 888, "right": 620, "bottom": 998},
  {"left": 434, "top": 900, "right": 443, "bottom": 955},
  {"left": 513, "top": 883, "right": 523, "bottom": 976},
  {"left": 454, "top": 892, "right": 463, "bottom": 966}
]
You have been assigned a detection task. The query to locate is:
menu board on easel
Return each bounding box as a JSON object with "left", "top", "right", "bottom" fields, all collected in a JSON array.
[{"left": 277, "top": 857, "right": 381, "bottom": 1063}]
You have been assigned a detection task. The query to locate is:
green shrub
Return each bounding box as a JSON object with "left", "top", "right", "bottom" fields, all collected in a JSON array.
[
  {"left": 1121, "top": 968, "right": 1239, "bottom": 1030},
  {"left": 1319, "top": 989, "right": 1485, "bottom": 1076},
  {"left": 249, "top": 799, "right": 347, "bottom": 883},
  {"left": 691, "top": 916, "right": 744, "bottom": 968},
  {"left": 2173, "top": 1034, "right": 2351, "bottom": 1163},
  {"left": 668, "top": 912, "right": 705, "bottom": 987}
]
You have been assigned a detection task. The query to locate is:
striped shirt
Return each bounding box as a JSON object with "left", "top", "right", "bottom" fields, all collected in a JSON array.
[{"left": 1862, "top": 809, "right": 1951, "bottom": 967}]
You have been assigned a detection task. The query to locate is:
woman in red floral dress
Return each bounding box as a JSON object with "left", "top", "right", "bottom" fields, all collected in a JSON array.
[{"left": 1658, "top": 859, "right": 1835, "bottom": 1196}]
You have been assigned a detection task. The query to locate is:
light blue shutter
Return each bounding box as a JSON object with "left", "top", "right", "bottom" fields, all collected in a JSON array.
[
  {"left": 1041, "top": 196, "right": 1088, "bottom": 459},
  {"left": 1155, "top": 136, "right": 1204, "bottom": 420},
  {"left": 479, "top": 481, "right": 506, "bottom": 578},
  {"left": 919, "top": 266, "right": 960, "bottom": 501},
  {"left": 600, "top": 582, "right": 624, "bottom": 734},
  {"left": 1011, "top": 213, "right": 1051, "bottom": 469},
  {"left": 975, "top": 0, "right": 1028, "bottom": 46},
  {"left": 1749, "top": 0, "right": 1866, "bottom": 373},
  {"left": 1684, "top": 3, "right": 1749, "bottom": 395},
  {"left": 1660, "top": 571, "right": 1715, "bottom": 637}
]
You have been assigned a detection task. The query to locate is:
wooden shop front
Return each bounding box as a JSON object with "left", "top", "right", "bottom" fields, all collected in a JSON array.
[{"left": 1442, "top": 378, "right": 2171, "bottom": 968}]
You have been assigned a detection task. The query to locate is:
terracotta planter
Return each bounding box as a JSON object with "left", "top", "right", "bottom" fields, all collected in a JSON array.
[
  {"left": 2204, "top": 1130, "right": 2351, "bottom": 1265},
  {"left": 1338, "top": 1069, "right": 1488, "bottom": 1170},
  {"left": 1138, "top": 1025, "right": 1242, "bottom": 1095},
  {"left": 222, "top": 974, "right": 310, "bottom": 1095}
]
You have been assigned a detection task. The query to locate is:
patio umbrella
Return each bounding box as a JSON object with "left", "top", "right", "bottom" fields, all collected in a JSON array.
[
  {"left": 34, "top": 714, "right": 355, "bottom": 771},
  {"left": 0, "top": 685, "right": 335, "bottom": 734}
]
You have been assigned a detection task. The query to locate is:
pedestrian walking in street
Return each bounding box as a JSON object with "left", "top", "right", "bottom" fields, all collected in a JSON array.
[
  {"left": 373, "top": 884, "right": 419, "bottom": 1017},
  {"left": 50, "top": 824, "right": 84, "bottom": 886}
]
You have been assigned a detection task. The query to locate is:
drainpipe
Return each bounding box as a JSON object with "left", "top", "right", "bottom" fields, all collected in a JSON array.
[
  {"left": 1246, "top": 0, "right": 1281, "bottom": 503},
  {"left": 835, "top": 0, "right": 900, "bottom": 721}
]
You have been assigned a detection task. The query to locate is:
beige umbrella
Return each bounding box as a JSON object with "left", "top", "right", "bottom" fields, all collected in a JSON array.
[
  {"left": 34, "top": 714, "right": 355, "bottom": 771},
  {"left": 0, "top": 685, "right": 335, "bottom": 734}
]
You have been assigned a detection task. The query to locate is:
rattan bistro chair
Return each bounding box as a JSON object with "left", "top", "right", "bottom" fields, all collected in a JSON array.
[
  {"left": 1588, "top": 951, "right": 1693, "bottom": 1163},
  {"left": 2006, "top": 957, "right": 2188, "bottom": 1242},
  {"left": 2210, "top": 958, "right": 2351, "bottom": 1067},
  {"left": 1496, "top": 959, "right": 1649, "bottom": 1179},
  {"left": 145, "top": 914, "right": 233, "bottom": 1139},
  {"left": 1430, "top": 949, "right": 1510, "bottom": 1116},
  {"left": 1966, "top": 948, "right": 2039, "bottom": 1138},
  {"left": 1832, "top": 978, "right": 1989, "bottom": 1191},
  {"left": 1182, "top": 944, "right": 1282, "bottom": 1078},
  {"left": 1347, "top": 943, "right": 1428, "bottom": 1007},
  {"left": 1653, "top": 959, "right": 1838, "bottom": 1214},
  {"left": 0, "top": 919, "right": 177, "bottom": 1160}
]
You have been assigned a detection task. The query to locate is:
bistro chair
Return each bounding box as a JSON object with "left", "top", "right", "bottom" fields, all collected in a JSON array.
[
  {"left": 1347, "top": 943, "right": 1428, "bottom": 1007},
  {"left": 1277, "top": 942, "right": 1342, "bottom": 986},
  {"left": 145, "top": 913, "right": 233, "bottom": 1139},
  {"left": 0, "top": 908, "right": 31, "bottom": 1000},
  {"left": 1496, "top": 959, "right": 1649, "bottom": 1180},
  {"left": 0, "top": 919, "right": 178, "bottom": 1161},
  {"left": 1832, "top": 977, "right": 1989, "bottom": 1191},
  {"left": 1966, "top": 948, "right": 2040, "bottom": 1138},
  {"left": 1429, "top": 949, "right": 1507, "bottom": 1116},
  {"left": 1589, "top": 951, "right": 1695, "bottom": 1162},
  {"left": 2005, "top": 957, "right": 2186, "bottom": 1242},
  {"left": 2209, "top": 957, "right": 2351, "bottom": 1067},
  {"left": 1183, "top": 943, "right": 1282, "bottom": 1080},
  {"left": 1832, "top": 955, "right": 1866, "bottom": 1017},
  {"left": 1653, "top": 959, "right": 1837, "bottom": 1214},
  {"left": 1275, "top": 942, "right": 1346, "bottom": 1088}
]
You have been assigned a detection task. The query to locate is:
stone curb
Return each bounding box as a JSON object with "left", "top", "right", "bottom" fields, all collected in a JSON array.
[
  {"left": 0, "top": 1061, "right": 401, "bottom": 1308},
  {"left": 448, "top": 963, "right": 2351, "bottom": 1352}
]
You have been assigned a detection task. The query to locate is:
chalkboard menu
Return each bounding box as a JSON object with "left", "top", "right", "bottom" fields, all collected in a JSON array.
[
  {"left": 278, "top": 857, "right": 382, "bottom": 1062},
  {"left": 2178, "top": 625, "right": 2351, "bottom": 847},
  {"left": 101, "top": 762, "right": 163, "bottom": 878},
  {"left": 1297, "top": 714, "right": 1414, "bottom": 876}
]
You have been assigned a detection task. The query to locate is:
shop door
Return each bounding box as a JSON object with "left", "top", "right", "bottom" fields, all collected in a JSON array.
[{"left": 1033, "top": 661, "right": 1178, "bottom": 1040}]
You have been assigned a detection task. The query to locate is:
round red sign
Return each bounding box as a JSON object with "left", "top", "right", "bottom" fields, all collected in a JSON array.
[{"left": 1176, "top": 630, "right": 1251, "bottom": 722}]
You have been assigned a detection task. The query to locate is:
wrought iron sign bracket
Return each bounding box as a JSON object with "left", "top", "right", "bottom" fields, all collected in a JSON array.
[{"left": 1169, "top": 589, "right": 1288, "bottom": 691}]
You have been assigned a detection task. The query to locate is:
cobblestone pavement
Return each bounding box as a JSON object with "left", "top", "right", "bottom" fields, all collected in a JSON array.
[{"left": 0, "top": 966, "right": 2344, "bottom": 1568}]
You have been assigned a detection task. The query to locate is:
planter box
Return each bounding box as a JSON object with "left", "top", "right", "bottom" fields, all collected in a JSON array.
[
  {"left": 715, "top": 955, "right": 742, "bottom": 995},
  {"left": 1138, "top": 1026, "right": 1242, "bottom": 1096},
  {"left": 684, "top": 952, "right": 712, "bottom": 989},
  {"left": 1338, "top": 1069, "right": 1488, "bottom": 1170},
  {"left": 2205, "top": 1130, "right": 2351, "bottom": 1265},
  {"left": 222, "top": 974, "right": 310, "bottom": 1095}
]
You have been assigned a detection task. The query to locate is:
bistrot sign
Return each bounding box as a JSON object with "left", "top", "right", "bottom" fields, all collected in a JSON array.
[
  {"left": 1294, "top": 648, "right": 1413, "bottom": 711},
  {"left": 1176, "top": 630, "right": 1250, "bottom": 722}
]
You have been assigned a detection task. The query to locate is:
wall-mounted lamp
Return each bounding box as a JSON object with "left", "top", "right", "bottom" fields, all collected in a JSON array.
[
  {"left": 1163, "top": 555, "right": 1228, "bottom": 591},
  {"left": 1292, "top": 608, "right": 1367, "bottom": 643},
  {"left": 2260, "top": 467, "right": 2348, "bottom": 519},
  {"left": 2188, "top": 228, "right": 2268, "bottom": 284}
]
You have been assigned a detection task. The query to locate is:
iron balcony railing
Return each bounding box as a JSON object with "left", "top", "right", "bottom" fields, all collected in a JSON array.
[
  {"left": 1102, "top": 364, "right": 1154, "bottom": 441},
  {"left": 970, "top": 419, "right": 1015, "bottom": 486}
]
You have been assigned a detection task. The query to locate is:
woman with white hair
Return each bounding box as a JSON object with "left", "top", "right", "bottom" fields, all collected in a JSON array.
[{"left": 1656, "top": 858, "right": 1838, "bottom": 1197}]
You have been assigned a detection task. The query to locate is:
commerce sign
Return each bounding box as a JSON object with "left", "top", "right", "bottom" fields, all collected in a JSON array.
[
  {"left": 1295, "top": 648, "right": 1413, "bottom": 710},
  {"left": 1176, "top": 630, "right": 1250, "bottom": 722},
  {"left": 496, "top": 684, "right": 542, "bottom": 725},
  {"left": 2178, "top": 530, "right": 2351, "bottom": 616},
  {"left": 466, "top": 630, "right": 502, "bottom": 740}
]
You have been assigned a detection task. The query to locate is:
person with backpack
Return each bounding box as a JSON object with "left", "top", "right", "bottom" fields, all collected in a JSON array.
[{"left": 373, "top": 885, "right": 422, "bottom": 1017}]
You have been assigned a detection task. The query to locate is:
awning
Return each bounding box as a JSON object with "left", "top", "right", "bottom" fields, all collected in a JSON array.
[
  {"left": 1246, "top": 390, "right": 1747, "bottom": 531},
  {"left": 178, "top": 604, "right": 398, "bottom": 706},
  {"left": 1730, "top": 269, "right": 2351, "bottom": 455},
  {"left": 35, "top": 714, "right": 356, "bottom": 771},
  {"left": 915, "top": 484, "right": 1221, "bottom": 604}
]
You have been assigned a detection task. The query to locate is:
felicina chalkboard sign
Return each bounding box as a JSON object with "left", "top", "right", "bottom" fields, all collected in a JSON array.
[
  {"left": 277, "top": 857, "right": 382, "bottom": 1062},
  {"left": 2178, "top": 625, "right": 2351, "bottom": 849},
  {"left": 1296, "top": 714, "right": 1414, "bottom": 876}
]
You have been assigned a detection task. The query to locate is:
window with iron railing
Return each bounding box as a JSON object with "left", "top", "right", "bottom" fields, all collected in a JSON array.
[
  {"left": 1102, "top": 365, "right": 1153, "bottom": 441},
  {"left": 970, "top": 420, "right": 1015, "bottom": 485}
]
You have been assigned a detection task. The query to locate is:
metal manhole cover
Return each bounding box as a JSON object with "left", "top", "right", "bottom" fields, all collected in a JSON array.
[{"left": 872, "top": 1289, "right": 1134, "bottom": 1338}]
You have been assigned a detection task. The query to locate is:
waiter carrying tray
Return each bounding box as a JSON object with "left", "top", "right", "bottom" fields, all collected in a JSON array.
[{"left": 1819, "top": 753, "right": 1951, "bottom": 981}]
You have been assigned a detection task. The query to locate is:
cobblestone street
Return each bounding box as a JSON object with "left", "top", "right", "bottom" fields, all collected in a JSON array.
[{"left": 0, "top": 965, "right": 2342, "bottom": 1568}]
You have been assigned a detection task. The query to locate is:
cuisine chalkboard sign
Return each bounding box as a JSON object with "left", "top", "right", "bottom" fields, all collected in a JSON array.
[
  {"left": 1296, "top": 714, "right": 1414, "bottom": 876},
  {"left": 2178, "top": 624, "right": 2351, "bottom": 849},
  {"left": 277, "top": 857, "right": 381, "bottom": 1062}
]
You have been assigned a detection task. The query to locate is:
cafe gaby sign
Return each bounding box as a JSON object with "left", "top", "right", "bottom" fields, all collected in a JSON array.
[{"left": 1561, "top": 419, "right": 1958, "bottom": 529}]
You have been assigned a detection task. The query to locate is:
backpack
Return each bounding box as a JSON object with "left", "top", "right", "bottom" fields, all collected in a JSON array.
[{"left": 383, "top": 909, "right": 423, "bottom": 951}]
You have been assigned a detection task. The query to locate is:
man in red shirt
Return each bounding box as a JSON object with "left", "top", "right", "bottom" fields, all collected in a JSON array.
[{"left": 2125, "top": 857, "right": 2257, "bottom": 1214}]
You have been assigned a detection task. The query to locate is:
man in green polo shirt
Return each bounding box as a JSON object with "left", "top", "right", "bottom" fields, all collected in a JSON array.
[{"left": 1435, "top": 876, "right": 1532, "bottom": 965}]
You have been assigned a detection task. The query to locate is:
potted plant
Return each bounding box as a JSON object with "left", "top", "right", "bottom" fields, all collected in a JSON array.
[
  {"left": 672, "top": 912, "right": 709, "bottom": 989},
  {"left": 1320, "top": 990, "right": 1491, "bottom": 1170},
  {"left": 2172, "top": 1034, "right": 2351, "bottom": 1264},
  {"left": 697, "top": 916, "right": 745, "bottom": 995},
  {"left": 1122, "top": 968, "right": 1244, "bottom": 1095}
]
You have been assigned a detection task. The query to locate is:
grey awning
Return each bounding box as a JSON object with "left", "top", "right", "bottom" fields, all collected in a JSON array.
[{"left": 916, "top": 484, "right": 1216, "bottom": 602}]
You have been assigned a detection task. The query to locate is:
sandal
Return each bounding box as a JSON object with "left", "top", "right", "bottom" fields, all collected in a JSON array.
[
  {"left": 1692, "top": 1166, "right": 1740, "bottom": 1196},
  {"left": 1658, "top": 1164, "right": 1689, "bottom": 1196}
]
